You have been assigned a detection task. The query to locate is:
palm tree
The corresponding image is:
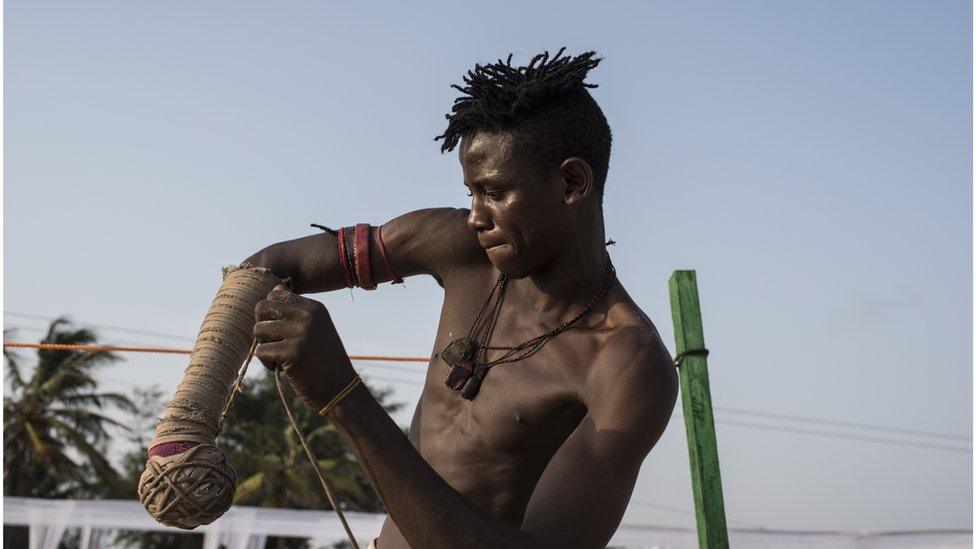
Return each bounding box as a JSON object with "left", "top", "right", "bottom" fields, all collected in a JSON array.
[{"left": 3, "top": 318, "right": 136, "bottom": 498}]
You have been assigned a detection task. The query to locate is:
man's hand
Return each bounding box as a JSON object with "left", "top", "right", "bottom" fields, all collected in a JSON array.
[{"left": 253, "top": 284, "right": 357, "bottom": 410}]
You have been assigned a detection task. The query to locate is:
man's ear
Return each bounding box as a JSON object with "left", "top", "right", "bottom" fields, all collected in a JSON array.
[{"left": 560, "top": 157, "right": 595, "bottom": 206}]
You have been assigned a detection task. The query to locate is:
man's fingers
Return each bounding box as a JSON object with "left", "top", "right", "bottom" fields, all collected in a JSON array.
[
  {"left": 254, "top": 299, "right": 283, "bottom": 321},
  {"left": 267, "top": 284, "right": 299, "bottom": 304},
  {"left": 255, "top": 298, "right": 300, "bottom": 322},
  {"left": 254, "top": 340, "right": 288, "bottom": 371},
  {"left": 253, "top": 319, "right": 289, "bottom": 343}
]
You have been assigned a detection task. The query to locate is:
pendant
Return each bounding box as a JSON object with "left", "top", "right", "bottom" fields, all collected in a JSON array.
[
  {"left": 441, "top": 337, "right": 478, "bottom": 391},
  {"left": 460, "top": 376, "right": 481, "bottom": 400},
  {"left": 445, "top": 359, "right": 474, "bottom": 390},
  {"left": 460, "top": 362, "right": 488, "bottom": 400},
  {"left": 441, "top": 336, "right": 475, "bottom": 366}
]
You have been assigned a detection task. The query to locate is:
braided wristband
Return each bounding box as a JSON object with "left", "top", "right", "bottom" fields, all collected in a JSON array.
[{"left": 318, "top": 375, "right": 364, "bottom": 417}]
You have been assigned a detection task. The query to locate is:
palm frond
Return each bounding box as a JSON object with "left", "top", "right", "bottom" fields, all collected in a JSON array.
[
  {"left": 22, "top": 420, "right": 56, "bottom": 455},
  {"left": 58, "top": 392, "right": 138, "bottom": 414},
  {"left": 40, "top": 351, "right": 120, "bottom": 395},
  {"left": 36, "top": 318, "right": 110, "bottom": 383},
  {"left": 39, "top": 365, "right": 97, "bottom": 396},
  {"left": 50, "top": 418, "right": 120, "bottom": 483},
  {"left": 233, "top": 471, "right": 267, "bottom": 504},
  {"left": 3, "top": 329, "right": 27, "bottom": 392},
  {"left": 304, "top": 423, "right": 337, "bottom": 444},
  {"left": 48, "top": 407, "right": 133, "bottom": 434},
  {"left": 39, "top": 318, "right": 93, "bottom": 345},
  {"left": 283, "top": 468, "right": 323, "bottom": 507},
  {"left": 59, "top": 347, "right": 121, "bottom": 371}
]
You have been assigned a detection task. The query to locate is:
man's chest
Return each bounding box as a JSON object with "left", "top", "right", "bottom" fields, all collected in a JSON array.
[
  {"left": 408, "top": 269, "right": 614, "bottom": 470},
  {"left": 415, "top": 351, "right": 583, "bottom": 453},
  {"left": 410, "top": 308, "right": 604, "bottom": 474}
]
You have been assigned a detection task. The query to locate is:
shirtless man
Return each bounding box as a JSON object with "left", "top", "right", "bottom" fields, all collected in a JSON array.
[{"left": 244, "top": 49, "right": 678, "bottom": 548}]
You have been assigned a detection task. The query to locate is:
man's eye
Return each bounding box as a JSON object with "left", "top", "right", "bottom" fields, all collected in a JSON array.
[
  {"left": 466, "top": 191, "right": 473, "bottom": 197},
  {"left": 487, "top": 191, "right": 504, "bottom": 200}
]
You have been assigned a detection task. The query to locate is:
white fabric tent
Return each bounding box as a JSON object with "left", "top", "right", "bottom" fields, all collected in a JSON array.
[{"left": 4, "top": 497, "right": 972, "bottom": 549}]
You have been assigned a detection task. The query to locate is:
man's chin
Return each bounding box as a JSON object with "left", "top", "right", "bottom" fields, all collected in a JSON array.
[{"left": 487, "top": 254, "right": 533, "bottom": 279}]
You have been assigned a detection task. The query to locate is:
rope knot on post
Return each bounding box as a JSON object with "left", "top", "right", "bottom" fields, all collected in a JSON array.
[{"left": 673, "top": 347, "right": 709, "bottom": 367}]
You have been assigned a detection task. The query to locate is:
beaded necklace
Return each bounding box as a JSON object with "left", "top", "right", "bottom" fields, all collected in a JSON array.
[{"left": 441, "top": 258, "right": 616, "bottom": 400}]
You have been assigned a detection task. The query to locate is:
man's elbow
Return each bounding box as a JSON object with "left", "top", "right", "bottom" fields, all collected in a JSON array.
[{"left": 240, "top": 246, "right": 290, "bottom": 277}]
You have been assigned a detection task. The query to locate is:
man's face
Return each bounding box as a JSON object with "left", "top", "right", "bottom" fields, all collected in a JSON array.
[{"left": 459, "top": 131, "right": 568, "bottom": 278}]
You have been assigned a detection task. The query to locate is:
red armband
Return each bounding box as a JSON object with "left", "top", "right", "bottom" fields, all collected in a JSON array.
[
  {"left": 376, "top": 225, "right": 404, "bottom": 285},
  {"left": 332, "top": 224, "right": 403, "bottom": 289},
  {"left": 336, "top": 227, "right": 354, "bottom": 288},
  {"left": 353, "top": 224, "right": 377, "bottom": 290}
]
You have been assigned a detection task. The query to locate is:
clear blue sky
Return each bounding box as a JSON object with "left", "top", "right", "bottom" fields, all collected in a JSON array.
[{"left": 5, "top": 0, "right": 972, "bottom": 532}]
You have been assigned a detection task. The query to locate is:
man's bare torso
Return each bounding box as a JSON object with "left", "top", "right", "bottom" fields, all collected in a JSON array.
[{"left": 376, "top": 255, "right": 659, "bottom": 548}]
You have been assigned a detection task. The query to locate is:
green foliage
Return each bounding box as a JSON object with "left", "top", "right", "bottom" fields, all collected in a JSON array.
[
  {"left": 3, "top": 319, "right": 135, "bottom": 499},
  {"left": 3, "top": 321, "right": 138, "bottom": 548}
]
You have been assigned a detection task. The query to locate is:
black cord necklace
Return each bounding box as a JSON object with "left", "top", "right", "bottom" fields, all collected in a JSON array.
[{"left": 441, "top": 258, "right": 616, "bottom": 400}]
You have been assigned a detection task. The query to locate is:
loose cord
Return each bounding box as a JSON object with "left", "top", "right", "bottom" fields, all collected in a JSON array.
[
  {"left": 217, "top": 340, "right": 258, "bottom": 435},
  {"left": 275, "top": 369, "right": 361, "bottom": 549},
  {"left": 222, "top": 339, "right": 361, "bottom": 549}
]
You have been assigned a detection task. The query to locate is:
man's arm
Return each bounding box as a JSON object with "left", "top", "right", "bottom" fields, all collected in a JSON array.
[
  {"left": 325, "top": 326, "right": 677, "bottom": 548},
  {"left": 243, "top": 208, "right": 483, "bottom": 293},
  {"left": 520, "top": 327, "right": 678, "bottom": 547}
]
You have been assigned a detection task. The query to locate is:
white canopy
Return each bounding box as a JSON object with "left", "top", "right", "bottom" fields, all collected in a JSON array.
[{"left": 4, "top": 497, "right": 972, "bottom": 549}]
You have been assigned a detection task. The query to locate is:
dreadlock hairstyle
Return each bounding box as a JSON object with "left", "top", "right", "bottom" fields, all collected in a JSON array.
[{"left": 435, "top": 48, "right": 613, "bottom": 202}]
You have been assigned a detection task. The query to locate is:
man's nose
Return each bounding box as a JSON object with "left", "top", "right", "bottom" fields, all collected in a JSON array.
[{"left": 467, "top": 200, "right": 492, "bottom": 232}]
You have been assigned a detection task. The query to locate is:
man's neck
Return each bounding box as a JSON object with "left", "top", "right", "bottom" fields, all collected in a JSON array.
[{"left": 508, "top": 223, "right": 611, "bottom": 323}]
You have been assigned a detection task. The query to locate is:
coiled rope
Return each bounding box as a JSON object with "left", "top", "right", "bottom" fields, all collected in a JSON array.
[{"left": 120, "top": 266, "right": 362, "bottom": 547}]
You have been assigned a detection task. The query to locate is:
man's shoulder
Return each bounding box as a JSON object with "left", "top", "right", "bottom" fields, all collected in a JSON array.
[
  {"left": 584, "top": 312, "right": 677, "bottom": 413},
  {"left": 598, "top": 318, "right": 672, "bottom": 375},
  {"left": 596, "top": 292, "right": 669, "bottom": 362}
]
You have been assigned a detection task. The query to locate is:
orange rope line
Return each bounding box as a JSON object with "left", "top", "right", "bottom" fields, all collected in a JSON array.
[
  {"left": 2, "top": 342, "right": 430, "bottom": 363},
  {"left": 4, "top": 342, "right": 190, "bottom": 354},
  {"left": 348, "top": 354, "right": 428, "bottom": 363}
]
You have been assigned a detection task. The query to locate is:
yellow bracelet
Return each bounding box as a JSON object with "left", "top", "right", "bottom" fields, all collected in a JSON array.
[{"left": 318, "top": 375, "right": 364, "bottom": 417}]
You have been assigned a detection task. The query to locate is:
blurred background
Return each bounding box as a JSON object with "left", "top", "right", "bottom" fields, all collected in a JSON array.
[{"left": 4, "top": 1, "right": 972, "bottom": 547}]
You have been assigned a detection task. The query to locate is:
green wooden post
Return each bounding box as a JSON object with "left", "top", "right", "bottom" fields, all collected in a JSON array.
[{"left": 668, "top": 270, "right": 729, "bottom": 549}]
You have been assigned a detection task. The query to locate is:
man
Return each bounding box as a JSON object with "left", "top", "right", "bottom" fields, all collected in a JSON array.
[{"left": 244, "top": 49, "right": 678, "bottom": 548}]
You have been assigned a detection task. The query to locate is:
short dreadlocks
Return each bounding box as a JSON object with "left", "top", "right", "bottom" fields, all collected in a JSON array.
[{"left": 435, "top": 48, "right": 613, "bottom": 202}]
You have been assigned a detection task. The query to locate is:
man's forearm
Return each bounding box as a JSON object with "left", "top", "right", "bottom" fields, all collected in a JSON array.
[
  {"left": 243, "top": 233, "right": 346, "bottom": 294},
  {"left": 330, "top": 388, "right": 538, "bottom": 549}
]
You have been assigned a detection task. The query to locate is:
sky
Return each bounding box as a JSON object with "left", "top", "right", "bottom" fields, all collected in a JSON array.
[{"left": 4, "top": 0, "right": 972, "bottom": 534}]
